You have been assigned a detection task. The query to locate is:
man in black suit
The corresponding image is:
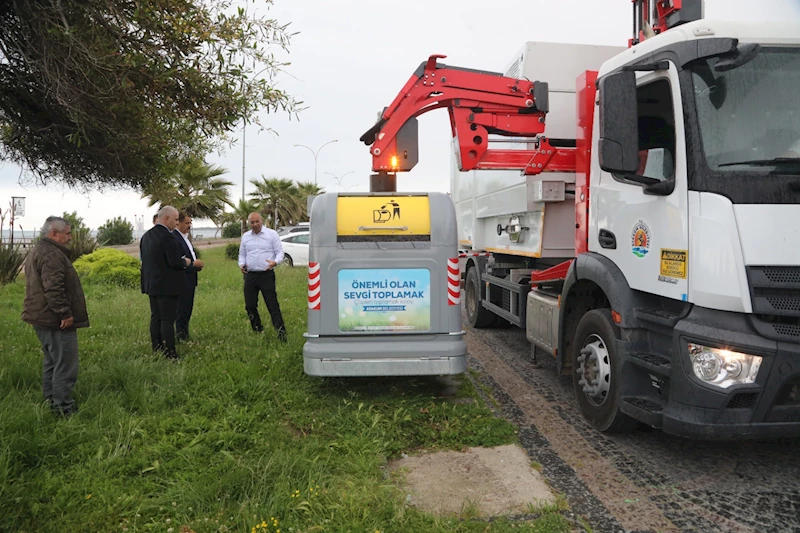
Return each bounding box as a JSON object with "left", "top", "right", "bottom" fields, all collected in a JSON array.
[
  {"left": 173, "top": 212, "right": 203, "bottom": 341},
  {"left": 140, "top": 206, "right": 200, "bottom": 359}
]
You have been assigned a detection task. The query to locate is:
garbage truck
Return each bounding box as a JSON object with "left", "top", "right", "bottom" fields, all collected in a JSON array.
[{"left": 359, "top": 0, "right": 800, "bottom": 438}]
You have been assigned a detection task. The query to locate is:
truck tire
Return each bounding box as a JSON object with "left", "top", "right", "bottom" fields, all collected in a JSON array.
[
  {"left": 465, "top": 266, "right": 496, "bottom": 328},
  {"left": 571, "top": 309, "right": 636, "bottom": 433}
]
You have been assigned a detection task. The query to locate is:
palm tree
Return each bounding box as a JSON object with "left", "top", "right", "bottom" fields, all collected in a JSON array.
[
  {"left": 143, "top": 158, "right": 234, "bottom": 226},
  {"left": 296, "top": 181, "right": 325, "bottom": 221},
  {"left": 249, "top": 176, "right": 303, "bottom": 229},
  {"left": 222, "top": 198, "right": 260, "bottom": 234}
]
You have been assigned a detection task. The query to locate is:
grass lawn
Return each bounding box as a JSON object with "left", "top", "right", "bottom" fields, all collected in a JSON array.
[{"left": 0, "top": 247, "right": 570, "bottom": 533}]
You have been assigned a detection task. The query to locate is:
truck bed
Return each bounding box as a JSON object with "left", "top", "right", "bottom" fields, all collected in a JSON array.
[{"left": 452, "top": 42, "right": 626, "bottom": 258}]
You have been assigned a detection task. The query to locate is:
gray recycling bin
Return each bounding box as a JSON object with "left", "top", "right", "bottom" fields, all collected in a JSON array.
[{"left": 303, "top": 192, "right": 467, "bottom": 376}]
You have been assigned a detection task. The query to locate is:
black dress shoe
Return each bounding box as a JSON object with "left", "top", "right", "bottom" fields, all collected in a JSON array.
[
  {"left": 278, "top": 328, "right": 288, "bottom": 343},
  {"left": 51, "top": 402, "right": 77, "bottom": 417}
]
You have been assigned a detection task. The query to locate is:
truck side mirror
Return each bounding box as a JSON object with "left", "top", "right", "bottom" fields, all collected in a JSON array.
[
  {"left": 714, "top": 43, "right": 761, "bottom": 72},
  {"left": 598, "top": 70, "right": 639, "bottom": 174}
]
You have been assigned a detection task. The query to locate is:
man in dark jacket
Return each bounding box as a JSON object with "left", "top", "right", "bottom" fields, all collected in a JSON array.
[
  {"left": 173, "top": 212, "right": 203, "bottom": 341},
  {"left": 140, "top": 206, "right": 198, "bottom": 359},
  {"left": 22, "top": 216, "right": 89, "bottom": 416}
]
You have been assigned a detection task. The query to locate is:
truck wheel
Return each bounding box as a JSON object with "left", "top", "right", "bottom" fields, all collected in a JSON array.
[
  {"left": 571, "top": 309, "right": 636, "bottom": 433},
  {"left": 465, "top": 266, "right": 496, "bottom": 328}
]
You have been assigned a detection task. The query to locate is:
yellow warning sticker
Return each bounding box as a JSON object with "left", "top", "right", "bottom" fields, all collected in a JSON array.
[
  {"left": 659, "top": 249, "right": 687, "bottom": 279},
  {"left": 336, "top": 195, "right": 431, "bottom": 236}
]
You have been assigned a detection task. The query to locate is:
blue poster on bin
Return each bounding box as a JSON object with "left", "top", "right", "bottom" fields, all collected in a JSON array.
[{"left": 338, "top": 268, "right": 431, "bottom": 332}]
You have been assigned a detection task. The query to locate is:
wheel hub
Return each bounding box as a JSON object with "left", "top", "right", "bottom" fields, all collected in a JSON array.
[{"left": 576, "top": 334, "right": 611, "bottom": 406}]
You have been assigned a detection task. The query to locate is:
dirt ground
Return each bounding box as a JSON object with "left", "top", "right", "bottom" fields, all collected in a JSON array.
[{"left": 389, "top": 444, "right": 556, "bottom": 517}]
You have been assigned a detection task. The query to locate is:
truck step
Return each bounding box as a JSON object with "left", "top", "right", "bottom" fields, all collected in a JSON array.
[
  {"left": 621, "top": 397, "right": 664, "bottom": 428},
  {"left": 629, "top": 352, "right": 671, "bottom": 376},
  {"left": 633, "top": 307, "right": 682, "bottom": 328}
]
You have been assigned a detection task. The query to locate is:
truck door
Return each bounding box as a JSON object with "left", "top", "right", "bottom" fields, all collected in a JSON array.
[{"left": 590, "top": 62, "right": 690, "bottom": 302}]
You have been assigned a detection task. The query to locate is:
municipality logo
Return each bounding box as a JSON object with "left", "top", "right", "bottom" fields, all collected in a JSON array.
[{"left": 631, "top": 220, "right": 651, "bottom": 258}]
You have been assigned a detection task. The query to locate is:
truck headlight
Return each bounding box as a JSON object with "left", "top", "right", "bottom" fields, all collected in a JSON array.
[{"left": 688, "top": 343, "right": 762, "bottom": 389}]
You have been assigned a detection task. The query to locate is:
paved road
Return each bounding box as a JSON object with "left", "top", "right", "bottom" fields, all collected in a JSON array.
[
  {"left": 464, "top": 320, "right": 800, "bottom": 533},
  {"left": 113, "top": 238, "right": 239, "bottom": 258}
]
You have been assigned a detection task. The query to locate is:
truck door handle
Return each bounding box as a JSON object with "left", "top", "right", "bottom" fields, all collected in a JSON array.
[{"left": 598, "top": 229, "right": 616, "bottom": 249}]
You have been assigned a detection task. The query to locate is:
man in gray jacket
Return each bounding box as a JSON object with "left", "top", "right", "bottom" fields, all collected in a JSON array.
[{"left": 21, "top": 216, "right": 89, "bottom": 416}]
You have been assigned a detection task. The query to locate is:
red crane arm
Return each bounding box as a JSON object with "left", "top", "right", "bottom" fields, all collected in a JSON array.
[
  {"left": 359, "top": 55, "right": 576, "bottom": 176},
  {"left": 630, "top": 0, "right": 703, "bottom": 46}
]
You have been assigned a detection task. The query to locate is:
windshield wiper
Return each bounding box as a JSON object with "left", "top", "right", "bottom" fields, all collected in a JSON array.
[{"left": 718, "top": 157, "right": 800, "bottom": 168}]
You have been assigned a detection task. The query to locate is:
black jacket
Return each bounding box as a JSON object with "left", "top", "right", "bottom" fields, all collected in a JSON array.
[
  {"left": 140, "top": 224, "right": 189, "bottom": 296},
  {"left": 172, "top": 230, "right": 198, "bottom": 287}
]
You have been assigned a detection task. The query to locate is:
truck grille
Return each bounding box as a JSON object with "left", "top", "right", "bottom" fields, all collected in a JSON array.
[
  {"left": 747, "top": 266, "right": 800, "bottom": 342},
  {"left": 762, "top": 268, "right": 800, "bottom": 284},
  {"left": 727, "top": 392, "right": 759, "bottom": 409}
]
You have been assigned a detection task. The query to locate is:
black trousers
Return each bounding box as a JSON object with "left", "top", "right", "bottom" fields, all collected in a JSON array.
[
  {"left": 176, "top": 284, "right": 196, "bottom": 341},
  {"left": 244, "top": 270, "right": 285, "bottom": 332},
  {"left": 149, "top": 295, "right": 179, "bottom": 356}
]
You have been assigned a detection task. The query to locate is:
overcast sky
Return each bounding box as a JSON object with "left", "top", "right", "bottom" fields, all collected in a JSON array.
[{"left": 1, "top": 0, "right": 799, "bottom": 231}]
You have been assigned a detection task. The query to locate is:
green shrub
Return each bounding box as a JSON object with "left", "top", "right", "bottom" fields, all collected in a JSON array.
[
  {"left": 73, "top": 248, "right": 140, "bottom": 288},
  {"left": 225, "top": 242, "right": 239, "bottom": 260},
  {"left": 97, "top": 216, "right": 134, "bottom": 245},
  {"left": 62, "top": 211, "right": 98, "bottom": 261},
  {"left": 222, "top": 223, "right": 241, "bottom": 239},
  {"left": 0, "top": 244, "right": 26, "bottom": 285}
]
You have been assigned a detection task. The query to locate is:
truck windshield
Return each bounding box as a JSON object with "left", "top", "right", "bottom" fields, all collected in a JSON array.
[{"left": 691, "top": 47, "right": 800, "bottom": 173}]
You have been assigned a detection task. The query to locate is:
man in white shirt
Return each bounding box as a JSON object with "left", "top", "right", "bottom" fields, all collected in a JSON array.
[
  {"left": 238, "top": 212, "right": 287, "bottom": 342},
  {"left": 173, "top": 212, "right": 204, "bottom": 342}
]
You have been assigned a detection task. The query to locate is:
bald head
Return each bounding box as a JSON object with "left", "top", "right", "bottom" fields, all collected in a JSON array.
[
  {"left": 247, "top": 212, "right": 263, "bottom": 233},
  {"left": 157, "top": 205, "right": 180, "bottom": 231}
]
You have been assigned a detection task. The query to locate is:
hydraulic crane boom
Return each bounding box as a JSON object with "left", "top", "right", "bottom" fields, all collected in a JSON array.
[
  {"left": 360, "top": 1, "right": 703, "bottom": 178},
  {"left": 359, "top": 55, "right": 576, "bottom": 176}
]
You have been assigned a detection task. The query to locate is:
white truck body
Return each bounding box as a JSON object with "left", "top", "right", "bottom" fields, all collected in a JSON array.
[{"left": 452, "top": 42, "right": 625, "bottom": 258}]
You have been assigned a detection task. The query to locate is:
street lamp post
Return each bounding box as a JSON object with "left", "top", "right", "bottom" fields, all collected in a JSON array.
[
  {"left": 324, "top": 171, "right": 355, "bottom": 191},
  {"left": 294, "top": 140, "right": 338, "bottom": 186},
  {"left": 242, "top": 124, "right": 246, "bottom": 202},
  {"left": 240, "top": 63, "right": 272, "bottom": 203}
]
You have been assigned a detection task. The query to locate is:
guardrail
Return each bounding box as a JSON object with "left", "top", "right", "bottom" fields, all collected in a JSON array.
[{"left": 0, "top": 237, "right": 35, "bottom": 249}]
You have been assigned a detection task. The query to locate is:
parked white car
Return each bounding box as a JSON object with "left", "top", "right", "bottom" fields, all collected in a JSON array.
[
  {"left": 279, "top": 231, "right": 309, "bottom": 267},
  {"left": 277, "top": 222, "right": 310, "bottom": 236}
]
